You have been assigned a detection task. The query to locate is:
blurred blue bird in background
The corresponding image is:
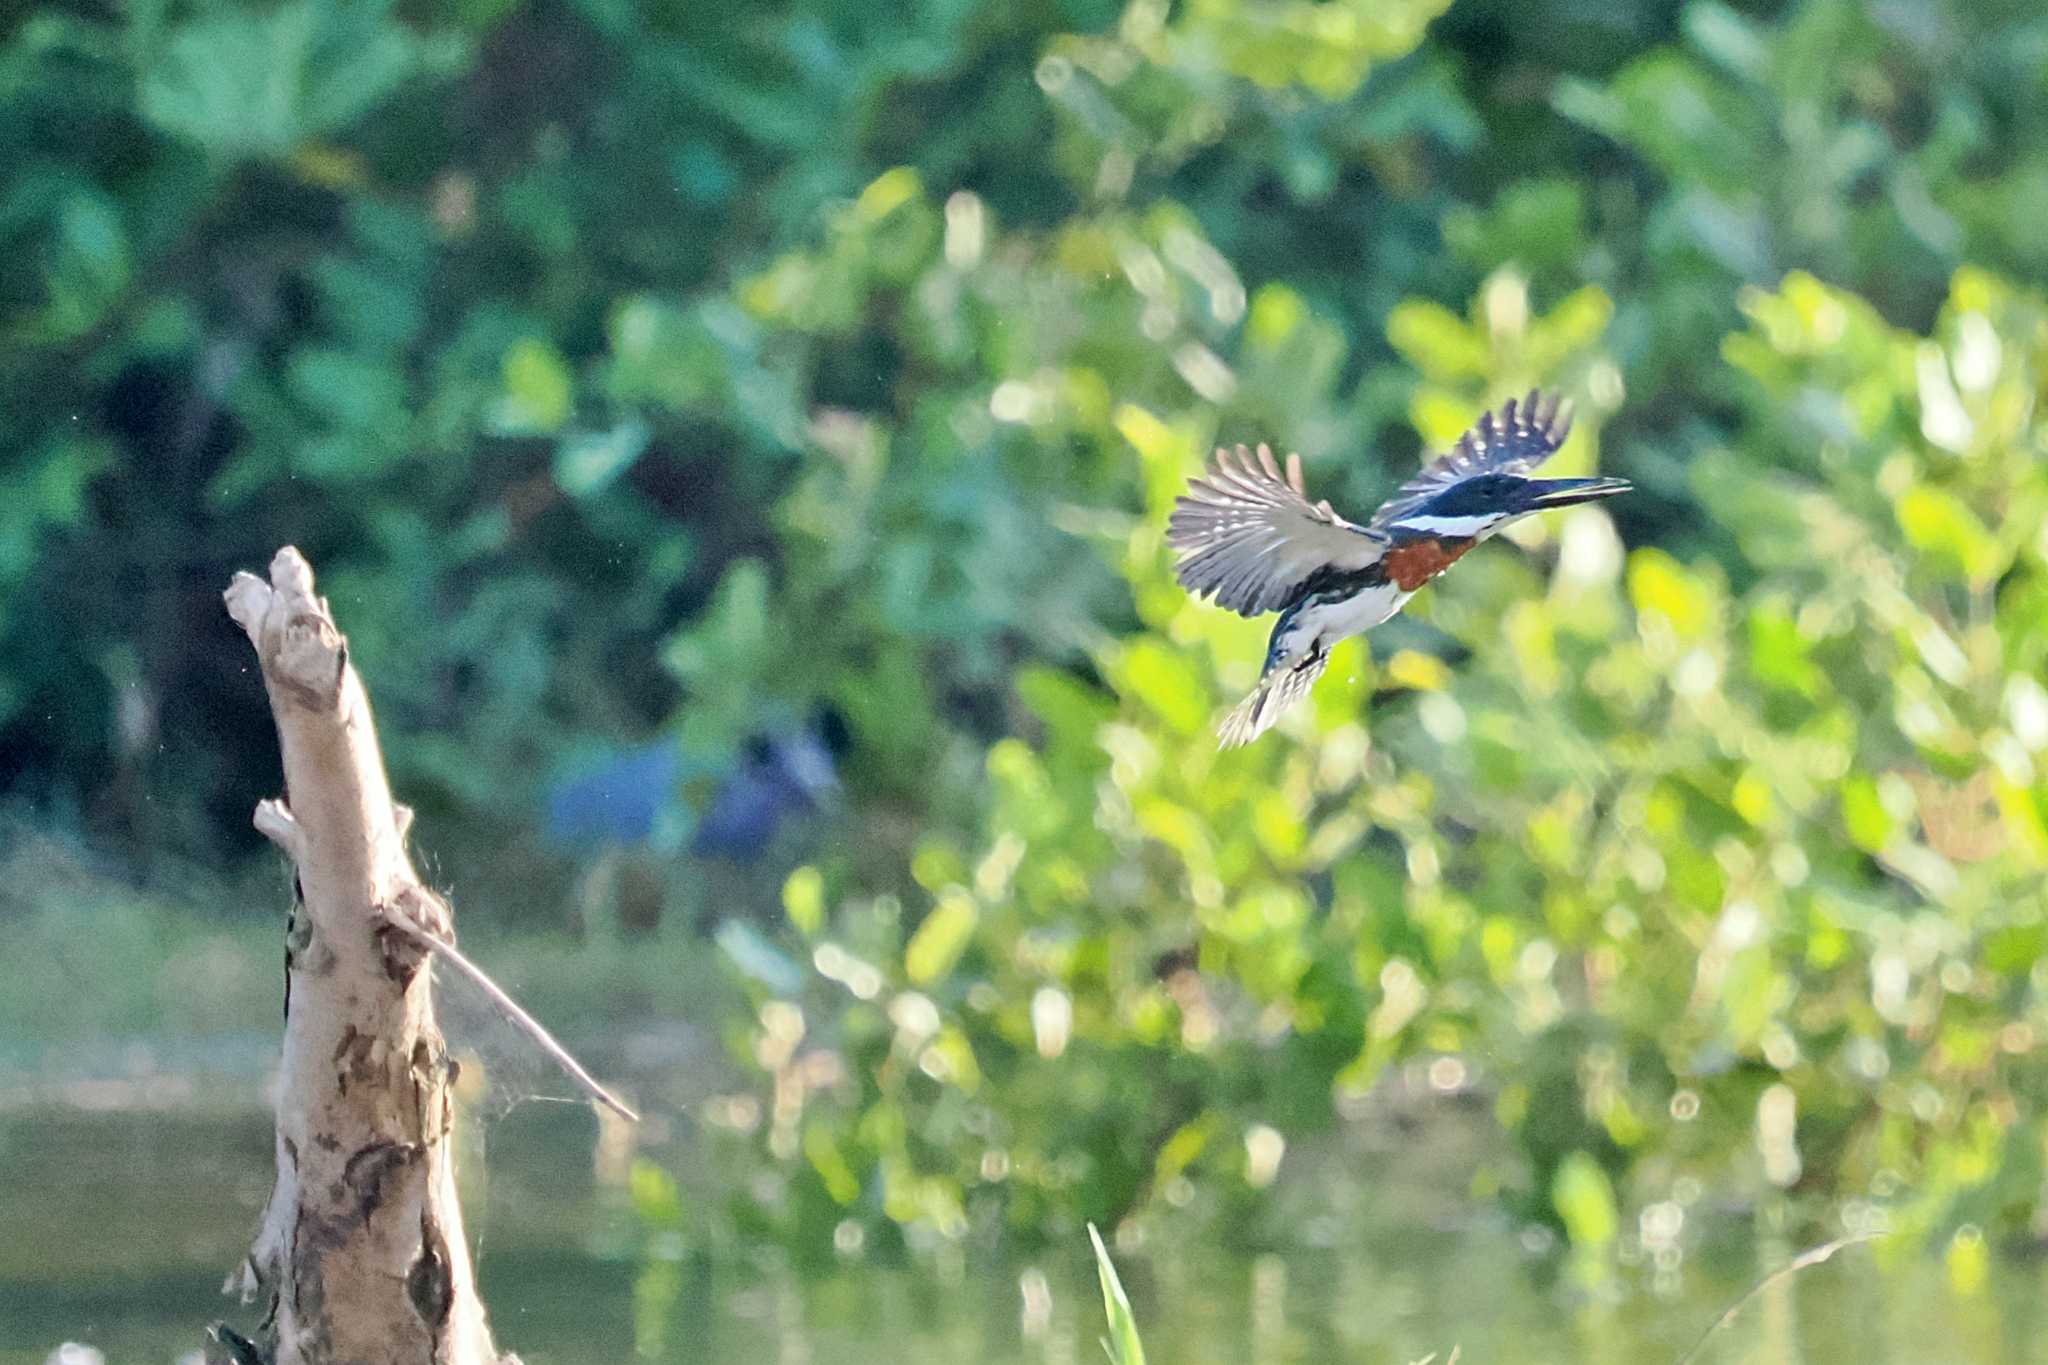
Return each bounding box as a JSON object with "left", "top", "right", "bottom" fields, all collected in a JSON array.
[
  {"left": 685, "top": 729, "right": 841, "bottom": 861},
  {"left": 543, "top": 710, "right": 845, "bottom": 934},
  {"left": 544, "top": 739, "right": 686, "bottom": 849}
]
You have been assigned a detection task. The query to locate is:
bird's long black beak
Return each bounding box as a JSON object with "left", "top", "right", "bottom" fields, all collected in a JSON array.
[{"left": 1526, "top": 476, "right": 1631, "bottom": 509}]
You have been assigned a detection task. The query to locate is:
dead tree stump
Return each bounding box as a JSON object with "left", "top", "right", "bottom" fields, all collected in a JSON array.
[{"left": 216, "top": 546, "right": 505, "bottom": 1365}]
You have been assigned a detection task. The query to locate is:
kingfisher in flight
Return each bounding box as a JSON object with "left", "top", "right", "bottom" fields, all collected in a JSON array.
[{"left": 1168, "top": 391, "right": 1628, "bottom": 747}]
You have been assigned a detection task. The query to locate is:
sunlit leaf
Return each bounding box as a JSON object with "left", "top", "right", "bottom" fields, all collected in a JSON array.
[
  {"left": 1386, "top": 648, "right": 1453, "bottom": 691},
  {"left": 905, "top": 892, "right": 977, "bottom": 985},
  {"left": 1841, "top": 776, "right": 1892, "bottom": 852},
  {"left": 1894, "top": 486, "right": 2001, "bottom": 585},
  {"left": 629, "top": 1157, "right": 685, "bottom": 1230},
  {"left": 1387, "top": 299, "right": 1488, "bottom": 379},
  {"left": 1115, "top": 638, "right": 1210, "bottom": 736},
  {"left": 496, "top": 337, "right": 574, "bottom": 434},
  {"left": 1627, "top": 549, "right": 1715, "bottom": 642},
  {"left": 804, "top": 1124, "right": 862, "bottom": 1205},
  {"left": 1552, "top": 1152, "right": 1618, "bottom": 1248},
  {"left": 783, "top": 867, "right": 826, "bottom": 937}
]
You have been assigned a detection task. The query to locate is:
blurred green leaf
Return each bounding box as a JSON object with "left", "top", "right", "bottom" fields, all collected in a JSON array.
[
  {"left": 139, "top": 0, "right": 457, "bottom": 158},
  {"left": 1, "top": 175, "right": 129, "bottom": 342},
  {"left": 1387, "top": 299, "right": 1489, "bottom": 379},
  {"left": 783, "top": 866, "right": 826, "bottom": 937},
  {"left": 555, "top": 419, "right": 652, "bottom": 498},
  {"left": 495, "top": 337, "right": 574, "bottom": 435},
  {"left": 629, "top": 1157, "right": 686, "bottom": 1230},
  {"left": 905, "top": 891, "right": 976, "bottom": 985},
  {"left": 1895, "top": 486, "right": 2001, "bottom": 585},
  {"left": 1112, "top": 638, "right": 1210, "bottom": 736},
  {"left": 1840, "top": 777, "right": 1893, "bottom": 852},
  {"left": 1551, "top": 1152, "right": 1618, "bottom": 1249}
]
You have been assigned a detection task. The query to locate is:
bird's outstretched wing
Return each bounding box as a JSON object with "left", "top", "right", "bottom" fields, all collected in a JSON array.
[
  {"left": 1367, "top": 390, "right": 1574, "bottom": 530},
  {"left": 1168, "top": 443, "right": 1385, "bottom": 617}
]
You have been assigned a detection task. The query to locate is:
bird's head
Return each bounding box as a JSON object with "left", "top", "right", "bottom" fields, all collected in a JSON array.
[{"left": 1387, "top": 471, "right": 1631, "bottom": 541}]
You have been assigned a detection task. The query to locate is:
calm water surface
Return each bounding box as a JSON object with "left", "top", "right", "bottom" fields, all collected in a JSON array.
[{"left": 2, "top": 1085, "right": 2041, "bottom": 1363}]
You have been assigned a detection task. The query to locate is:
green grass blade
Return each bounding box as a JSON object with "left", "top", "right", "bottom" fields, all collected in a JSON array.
[{"left": 1087, "top": 1223, "right": 1148, "bottom": 1365}]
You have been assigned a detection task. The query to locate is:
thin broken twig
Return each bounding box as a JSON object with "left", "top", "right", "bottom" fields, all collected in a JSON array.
[
  {"left": 376, "top": 907, "right": 640, "bottom": 1124},
  {"left": 1671, "top": 1230, "right": 1884, "bottom": 1365}
]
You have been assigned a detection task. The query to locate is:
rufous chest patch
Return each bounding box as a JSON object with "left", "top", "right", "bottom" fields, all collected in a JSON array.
[{"left": 1384, "top": 536, "right": 1476, "bottom": 591}]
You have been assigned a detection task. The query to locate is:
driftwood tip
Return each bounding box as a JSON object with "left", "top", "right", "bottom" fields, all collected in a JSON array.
[
  {"left": 269, "top": 546, "right": 316, "bottom": 601},
  {"left": 222, "top": 571, "right": 273, "bottom": 639}
]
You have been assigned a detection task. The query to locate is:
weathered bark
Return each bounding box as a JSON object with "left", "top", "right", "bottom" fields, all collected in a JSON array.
[{"left": 216, "top": 547, "right": 503, "bottom": 1365}]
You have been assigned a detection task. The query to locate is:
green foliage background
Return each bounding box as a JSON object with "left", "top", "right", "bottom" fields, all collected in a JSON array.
[{"left": 7, "top": 0, "right": 2048, "bottom": 1277}]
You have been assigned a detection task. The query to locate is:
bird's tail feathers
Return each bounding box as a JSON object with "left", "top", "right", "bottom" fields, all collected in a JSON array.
[{"left": 1218, "top": 654, "right": 1329, "bottom": 748}]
